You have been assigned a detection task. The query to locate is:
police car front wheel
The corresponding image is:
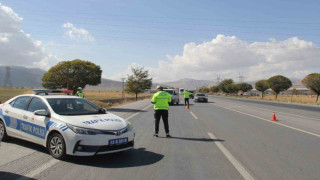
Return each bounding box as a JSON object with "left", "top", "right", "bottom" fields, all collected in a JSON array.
[{"left": 48, "top": 133, "right": 66, "bottom": 160}]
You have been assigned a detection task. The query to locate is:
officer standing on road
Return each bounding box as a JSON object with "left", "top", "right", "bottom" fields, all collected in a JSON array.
[
  {"left": 76, "top": 87, "right": 85, "bottom": 98},
  {"left": 180, "top": 90, "right": 192, "bottom": 106},
  {"left": 151, "top": 85, "right": 172, "bottom": 138}
]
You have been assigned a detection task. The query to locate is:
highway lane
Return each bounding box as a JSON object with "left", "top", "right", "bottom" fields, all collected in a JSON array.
[
  {"left": 0, "top": 97, "right": 319, "bottom": 179},
  {"left": 34, "top": 99, "right": 242, "bottom": 180}
]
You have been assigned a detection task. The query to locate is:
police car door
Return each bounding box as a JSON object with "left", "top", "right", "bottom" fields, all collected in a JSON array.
[
  {"left": 2, "top": 96, "right": 32, "bottom": 139},
  {"left": 23, "top": 97, "right": 49, "bottom": 144}
]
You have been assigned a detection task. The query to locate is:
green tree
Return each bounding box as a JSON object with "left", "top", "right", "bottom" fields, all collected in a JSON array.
[
  {"left": 255, "top": 80, "right": 269, "bottom": 99},
  {"left": 219, "top": 79, "right": 234, "bottom": 94},
  {"left": 268, "top": 75, "right": 292, "bottom": 100},
  {"left": 238, "top": 83, "right": 253, "bottom": 92},
  {"left": 198, "top": 87, "right": 210, "bottom": 93},
  {"left": 125, "top": 66, "right": 152, "bottom": 100},
  {"left": 302, "top": 73, "right": 320, "bottom": 102},
  {"left": 42, "top": 59, "right": 102, "bottom": 94},
  {"left": 225, "top": 84, "right": 240, "bottom": 94},
  {"left": 210, "top": 86, "right": 220, "bottom": 93}
]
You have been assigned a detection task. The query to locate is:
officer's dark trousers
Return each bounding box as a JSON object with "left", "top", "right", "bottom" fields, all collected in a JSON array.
[
  {"left": 154, "top": 110, "right": 169, "bottom": 134},
  {"left": 184, "top": 98, "right": 189, "bottom": 106}
]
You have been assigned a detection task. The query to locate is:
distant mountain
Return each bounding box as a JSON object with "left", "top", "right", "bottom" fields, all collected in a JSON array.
[
  {"left": 0, "top": 66, "right": 46, "bottom": 88},
  {"left": 157, "top": 78, "right": 217, "bottom": 90},
  {"left": 86, "top": 78, "right": 123, "bottom": 90},
  {"left": 0, "top": 66, "right": 123, "bottom": 90}
]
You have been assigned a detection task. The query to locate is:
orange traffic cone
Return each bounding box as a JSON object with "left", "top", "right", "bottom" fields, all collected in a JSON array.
[
  {"left": 271, "top": 112, "right": 278, "bottom": 121},
  {"left": 186, "top": 103, "right": 190, "bottom": 109}
]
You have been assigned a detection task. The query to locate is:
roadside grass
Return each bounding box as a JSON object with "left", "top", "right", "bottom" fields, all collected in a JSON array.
[
  {"left": 238, "top": 95, "right": 320, "bottom": 105},
  {"left": 0, "top": 87, "right": 31, "bottom": 102},
  {"left": 0, "top": 87, "right": 152, "bottom": 108},
  {"left": 83, "top": 91, "right": 151, "bottom": 100}
]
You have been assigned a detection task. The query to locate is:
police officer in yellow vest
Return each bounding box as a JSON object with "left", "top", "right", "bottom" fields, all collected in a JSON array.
[
  {"left": 151, "top": 85, "right": 172, "bottom": 138},
  {"left": 76, "top": 87, "right": 84, "bottom": 98},
  {"left": 180, "top": 90, "right": 192, "bottom": 106}
]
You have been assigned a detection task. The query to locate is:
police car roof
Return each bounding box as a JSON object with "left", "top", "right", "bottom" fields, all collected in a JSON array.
[{"left": 40, "top": 95, "right": 80, "bottom": 99}]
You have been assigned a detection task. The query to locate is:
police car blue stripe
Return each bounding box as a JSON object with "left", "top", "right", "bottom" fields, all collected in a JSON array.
[
  {"left": 61, "top": 127, "right": 68, "bottom": 131},
  {"left": 3, "top": 115, "right": 47, "bottom": 139}
]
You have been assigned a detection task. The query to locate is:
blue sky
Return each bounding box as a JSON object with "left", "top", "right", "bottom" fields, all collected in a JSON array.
[{"left": 1, "top": 0, "right": 319, "bottom": 82}]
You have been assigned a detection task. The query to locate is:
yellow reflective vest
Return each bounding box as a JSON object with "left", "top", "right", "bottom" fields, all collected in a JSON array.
[
  {"left": 180, "top": 91, "right": 192, "bottom": 98},
  {"left": 77, "top": 91, "right": 84, "bottom": 98},
  {"left": 151, "top": 91, "right": 172, "bottom": 110}
]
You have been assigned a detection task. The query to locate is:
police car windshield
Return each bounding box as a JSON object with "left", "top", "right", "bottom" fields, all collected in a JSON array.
[{"left": 47, "top": 98, "right": 101, "bottom": 116}]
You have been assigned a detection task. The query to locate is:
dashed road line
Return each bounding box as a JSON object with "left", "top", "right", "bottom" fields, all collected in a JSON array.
[
  {"left": 190, "top": 111, "right": 198, "bottom": 119},
  {"left": 212, "top": 103, "right": 320, "bottom": 138},
  {"left": 208, "top": 132, "right": 255, "bottom": 180}
]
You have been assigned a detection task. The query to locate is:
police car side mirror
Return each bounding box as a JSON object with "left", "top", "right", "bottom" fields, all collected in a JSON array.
[
  {"left": 34, "top": 109, "right": 50, "bottom": 117},
  {"left": 97, "top": 107, "right": 107, "bottom": 114}
]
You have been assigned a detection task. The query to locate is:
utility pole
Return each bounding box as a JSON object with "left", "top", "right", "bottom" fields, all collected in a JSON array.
[
  {"left": 239, "top": 72, "right": 244, "bottom": 83},
  {"left": 121, "top": 78, "right": 126, "bottom": 99},
  {"left": 216, "top": 74, "right": 221, "bottom": 85},
  {"left": 4, "top": 66, "right": 12, "bottom": 88}
]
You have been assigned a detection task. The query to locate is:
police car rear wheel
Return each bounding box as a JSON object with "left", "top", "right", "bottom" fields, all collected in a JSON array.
[
  {"left": 48, "top": 133, "right": 66, "bottom": 160},
  {"left": 0, "top": 120, "right": 9, "bottom": 141}
]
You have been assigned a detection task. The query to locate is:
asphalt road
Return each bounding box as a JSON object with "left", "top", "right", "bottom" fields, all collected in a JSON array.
[{"left": 0, "top": 96, "right": 320, "bottom": 180}]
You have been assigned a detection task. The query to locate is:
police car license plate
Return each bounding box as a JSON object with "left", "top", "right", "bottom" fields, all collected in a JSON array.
[{"left": 109, "top": 138, "right": 128, "bottom": 145}]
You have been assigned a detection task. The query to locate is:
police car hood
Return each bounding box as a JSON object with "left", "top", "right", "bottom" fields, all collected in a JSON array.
[{"left": 59, "top": 113, "right": 127, "bottom": 130}]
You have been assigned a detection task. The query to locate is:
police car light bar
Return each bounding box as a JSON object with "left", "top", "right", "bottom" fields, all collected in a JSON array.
[{"left": 33, "top": 89, "right": 74, "bottom": 95}]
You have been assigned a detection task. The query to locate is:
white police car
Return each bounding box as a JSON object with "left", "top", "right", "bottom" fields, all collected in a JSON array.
[{"left": 0, "top": 90, "right": 135, "bottom": 160}]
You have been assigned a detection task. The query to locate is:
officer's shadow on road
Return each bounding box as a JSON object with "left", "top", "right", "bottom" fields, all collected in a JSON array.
[
  {"left": 67, "top": 148, "right": 163, "bottom": 168},
  {"left": 108, "top": 108, "right": 146, "bottom": 113}
]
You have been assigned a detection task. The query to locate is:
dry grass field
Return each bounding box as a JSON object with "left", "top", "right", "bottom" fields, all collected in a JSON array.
[
  {"left": 239, "top": 95, "right": 320, "bottom": 105},
  {"left": 0, "top": 87, "right": 152, "bottom": 108}
]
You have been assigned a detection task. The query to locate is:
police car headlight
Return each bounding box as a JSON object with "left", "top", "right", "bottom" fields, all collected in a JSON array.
[
  {"left": 126, "top": 122, "right": 133, "bottom": 131},
  {"left": 66, "top": 124, "right": 101, "bottom": 135}
]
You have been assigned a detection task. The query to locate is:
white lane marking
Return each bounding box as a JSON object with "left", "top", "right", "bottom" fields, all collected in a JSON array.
[
  {"left": 213, "top": 103, "right": 320, "bottom": 138},
  {"left": 18, "top": 159, "right": 60, "bottom": 180},
  {"left": 125, "top": 104, "right": 153, "bottom": 120},
  {"left": 208, "top": 132, "right": 255, "bottom": 180},
  {"left": 190, "top": 111, "right": 198, "bottom": 119}
]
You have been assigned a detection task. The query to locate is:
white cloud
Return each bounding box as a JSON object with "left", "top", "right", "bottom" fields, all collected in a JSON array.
[
  {"left": 0, "top": 3, "right": 57, "bottom": 70},
  {"left": 62, "top": 22, "right": 94, "bottom": 41},
  {"left": 113, "top": 35, "right": 320, "bottom": 83}
]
